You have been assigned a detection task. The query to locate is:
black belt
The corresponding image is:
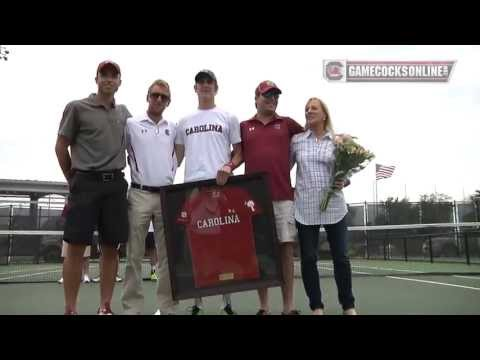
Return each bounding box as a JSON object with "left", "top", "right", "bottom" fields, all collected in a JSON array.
[
  {"left": 131, "top": 182, "right": 163, "bottom": 192},
  {"left": 74, "top": 170, "right": 124, "bottom": 182}
]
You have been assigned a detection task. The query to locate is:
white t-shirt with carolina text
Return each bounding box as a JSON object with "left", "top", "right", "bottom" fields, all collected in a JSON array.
[{"left": 175, "top": 107, "right": 241, "bottom": 183}]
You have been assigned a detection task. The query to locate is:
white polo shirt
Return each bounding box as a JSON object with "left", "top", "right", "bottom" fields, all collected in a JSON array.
[
  {"left": 175, "top": 107, "right": 241, "bottom": 183},
  {"left": 126, "top": 114, "right": 177, "bottom": 187}
]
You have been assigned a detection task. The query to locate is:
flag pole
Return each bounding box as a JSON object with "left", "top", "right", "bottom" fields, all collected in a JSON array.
[{"left": 375, "top": 166, "right": 378, "bottom": 221}]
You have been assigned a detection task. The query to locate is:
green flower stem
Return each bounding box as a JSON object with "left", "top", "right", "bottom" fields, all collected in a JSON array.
[{"left": 321, "top": 188, "right": 336, "bottom": 212}]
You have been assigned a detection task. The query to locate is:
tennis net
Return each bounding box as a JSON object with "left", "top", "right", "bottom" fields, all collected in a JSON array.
[{"left": 1, "top": 223, "right": 479, "bottom": 283}]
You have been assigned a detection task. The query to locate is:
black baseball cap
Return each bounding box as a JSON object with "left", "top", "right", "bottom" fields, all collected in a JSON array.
[{"left": 195, "top": 69, "right": 217, "bottom": 83}]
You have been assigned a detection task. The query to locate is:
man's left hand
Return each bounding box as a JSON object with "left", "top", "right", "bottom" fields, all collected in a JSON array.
[{"left": 216, "top": 165, "right": 232, "bottom": 186}]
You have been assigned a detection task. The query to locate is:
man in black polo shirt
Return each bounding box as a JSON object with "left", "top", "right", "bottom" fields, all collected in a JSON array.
[{"left": 55, "top": 60, "right": 131, "bottom": 315}]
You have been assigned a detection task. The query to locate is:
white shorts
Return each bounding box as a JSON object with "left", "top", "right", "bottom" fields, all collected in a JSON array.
[
  {"left": 272, "top": 200, "right": 297, "bottom": 243},
  {"left": 61, "top": 241, "right": 91, "bottom": 258}
]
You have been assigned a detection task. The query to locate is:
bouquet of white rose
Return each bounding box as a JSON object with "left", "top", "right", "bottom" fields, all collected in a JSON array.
[{"left": 320, "top": 134, "right": 375, "bottom": 212}]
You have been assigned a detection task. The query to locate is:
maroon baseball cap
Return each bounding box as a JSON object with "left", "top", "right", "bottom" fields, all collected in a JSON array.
[
  {"left": 97, "top": 60, "right": 121, "bottom": 75},
  {"left": 255, "top": 80, "right": 282, "bottom": 96}
]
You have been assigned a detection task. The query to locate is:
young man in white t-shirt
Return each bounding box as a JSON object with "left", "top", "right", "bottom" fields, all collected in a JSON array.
[{"left": 175, "top": 69, "right": 242, "bottom": 315}]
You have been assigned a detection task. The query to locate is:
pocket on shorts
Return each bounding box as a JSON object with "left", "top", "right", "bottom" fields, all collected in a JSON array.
[
  {"left": 69, "top": 174, "right": 79, "bottom": 193},
  {"left": 287, "top": 218, "right": 298, "bottom": 240},
  {"left": 274, "top": 201, "right": 297, "bottom": 242},
  {"left": 284, "top": 201, "right": 297, "bottom": 240}
]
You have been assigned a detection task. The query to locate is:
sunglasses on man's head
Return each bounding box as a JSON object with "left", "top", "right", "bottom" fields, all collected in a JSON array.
[{"left": 149, "top": 93, "right": 170, "bottom": 101}]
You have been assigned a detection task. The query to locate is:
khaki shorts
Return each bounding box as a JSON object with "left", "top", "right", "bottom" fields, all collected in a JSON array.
[
  {"left": 272, "top": 200, "right": 297, "bottom": 243},
  {"left": 61, "top": 241, "right": 91, "bottom": 258}
]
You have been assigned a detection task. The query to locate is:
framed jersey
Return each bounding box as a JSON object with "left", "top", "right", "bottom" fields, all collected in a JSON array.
[{"left": 161, "top": 173, "right": 283, "bottom": 300}]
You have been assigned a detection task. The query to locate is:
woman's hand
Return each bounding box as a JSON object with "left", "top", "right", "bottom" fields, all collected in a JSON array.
[
  {"left": 334, "top": 133, "right": 352, "bottom": 145},
  {"left": 334, "top": 179, "right": 346, "bottom": 190}
]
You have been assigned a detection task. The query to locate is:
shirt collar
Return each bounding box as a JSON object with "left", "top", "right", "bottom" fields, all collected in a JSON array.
[
  {"left": 305, "top": 129, "right": 333, "bottom": 140},
  {"left": 250, "top": 113, "right": 281, "bottom": 125},
  {"left": 324, "top": 130, "right": 334, "bottom": 140},
  {"left": 86, "top": 93, "right": 116, "bottom": 108},
  {"left": 141, "top": 113, "right": 167, "bottom": 126}
]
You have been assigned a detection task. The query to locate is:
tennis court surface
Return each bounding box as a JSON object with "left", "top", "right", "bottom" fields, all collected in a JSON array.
[{"left": 2, "top": 259, "right": 479, "bottom": 315}]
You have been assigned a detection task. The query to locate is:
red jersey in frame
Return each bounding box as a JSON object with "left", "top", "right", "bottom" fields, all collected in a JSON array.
[{"left": 177, "top": 186, "right": 261, "bottom": 288}]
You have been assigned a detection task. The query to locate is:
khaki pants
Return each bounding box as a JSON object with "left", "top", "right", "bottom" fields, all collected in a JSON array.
[{"left": 121, "top": 188, "right": 177, "bottom": 314}]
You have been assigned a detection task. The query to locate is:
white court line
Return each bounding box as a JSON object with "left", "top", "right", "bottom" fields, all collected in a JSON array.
[
  {"left": 0, "top": 266, "right": 61, "bottom": 275},
  {"left": 317, "top": 266, "right": 333, "bottom": 272},
  {"left": 351, "top": 270, "right": 372, "bottom": 275},
  {"left": 318, "top": 265, "right": 372, "bottom": 275},
  {"left": 387, "top": 276, "right": 480, "bottom": 291},
  {"left": 318, "top": 262, "right": 424, "bottom": 274},
  {"left": 453, "top": 275, "right": 480, "bottom": 280},
  {"left": 356, "top": 266, "right": 424, "bottom": 273},
  {"left": 0, "top": 269, "right": 62, "bottom": 281}
]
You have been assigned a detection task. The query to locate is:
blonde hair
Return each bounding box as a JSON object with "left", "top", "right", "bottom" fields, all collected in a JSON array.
[
  {"left": 147, "top": 79, "right": 171, "bottom": 97},
  {"left": 305, "top": 97, "right": 334, "bottom": 135}
]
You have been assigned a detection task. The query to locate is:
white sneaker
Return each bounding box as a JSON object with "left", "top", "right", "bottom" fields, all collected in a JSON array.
[
  {"left": 155, "top": 309, "right": 176, "bottom": 315},
  {"left": 83, "top": 275, "right": 91, "bottom": 283},
  {"left": 58, "top": 278, "right": 63, "bottom": 284},
  {"left": 343, "top": 308, "right": 357, "bottom": 315},
  {"left": 115, "top": 276, "right": 123, "bottom": 282}
]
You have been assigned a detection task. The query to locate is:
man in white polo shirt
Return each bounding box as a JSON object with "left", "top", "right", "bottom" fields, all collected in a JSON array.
[
  {"left": 175, "top": 69, "right": 242, "bottom": 315},
  {"left": 121, "top": 79, "right": 179, "bottom": 315}
]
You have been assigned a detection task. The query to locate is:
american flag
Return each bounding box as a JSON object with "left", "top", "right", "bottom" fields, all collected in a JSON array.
[{"left": 376, "top": 164, "right": 395, "bottom": 180}]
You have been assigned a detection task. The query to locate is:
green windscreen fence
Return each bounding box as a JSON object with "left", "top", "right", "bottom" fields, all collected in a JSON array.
[{"left": 1, "top": 223, "right": 479, "bottom": 283}]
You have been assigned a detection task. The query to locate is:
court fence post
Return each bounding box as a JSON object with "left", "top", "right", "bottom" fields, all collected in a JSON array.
[
  {"left": 428, "top": 235, "right": 434, "bottom": 263},
  {"left": 383, "top": 236, "right": 387, "bottom": 260},
  {"left": 464, "top": 232, "right": 470, "bottom": 265},
  {"left": 474, "top": 199, "right": 480, "bottom": 223},
  {"left": 403, "top": 237, "right": 408, "bottom": 261},
  {"left": 7, "top": 205, "right": 13, "bottom": 265},
  {"left": 364, "top": 201, "right": 369, "bottom": 260},
  {"left": 365, "top": 230, "right": 370, "bottom": 260}
]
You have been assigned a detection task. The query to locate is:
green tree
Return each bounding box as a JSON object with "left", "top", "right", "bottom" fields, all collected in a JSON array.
[
  {"left": 419, "top": 192, "right": 453, "bottom": 224},
  {"left": 468, "top": 190, "right": 480, "bottom": 222},
  {"left": 470, "top": 190, "right": 480, "bottom": 201},
  {"left": 385, "top": 197, "right": 420, "bottom": 225}
]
